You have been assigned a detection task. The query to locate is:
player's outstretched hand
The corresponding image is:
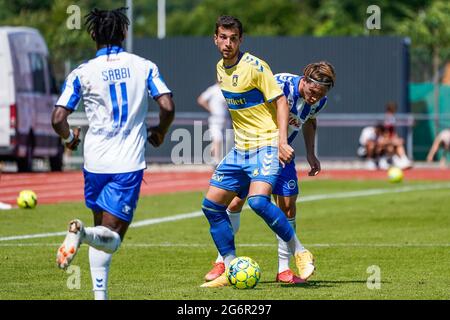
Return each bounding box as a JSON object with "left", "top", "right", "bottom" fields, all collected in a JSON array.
[
  {"left": 65, "top": 127, "right": 81, "bottom": 151},
  {"left": 307, "top": 153, "right": 321, "bottom": 176},
  {"left": 148, "top": 126, "right": 166, "bottom": 147},
  {"left": 279, "top": 143, "right": 294, "bottom": 167}
]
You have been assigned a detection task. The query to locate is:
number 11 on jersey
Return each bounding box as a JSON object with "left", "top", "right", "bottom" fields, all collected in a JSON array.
[{"left": 109, "top": 82, "right": 128, "bottom": 129}]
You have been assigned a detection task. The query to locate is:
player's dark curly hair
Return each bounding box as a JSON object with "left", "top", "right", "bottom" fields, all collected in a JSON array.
[
  {"left": 215, "top": 15, "right": 243, "bottom": 37},
  {"left": 85, "top": 7, "right": 129, "bottom": 46}
]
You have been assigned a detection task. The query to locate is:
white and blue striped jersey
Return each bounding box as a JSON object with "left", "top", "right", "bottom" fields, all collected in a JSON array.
[
  {"left": 274, "top": 73, "right": 328, "bottom": 145},
  {"left": 56, "top": 46, "right": 171, "bottom": 173}
]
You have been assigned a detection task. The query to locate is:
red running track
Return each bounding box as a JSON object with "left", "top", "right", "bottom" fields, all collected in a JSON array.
[{"left": 1, "top": 168, "right": 449, "bottom": 205}]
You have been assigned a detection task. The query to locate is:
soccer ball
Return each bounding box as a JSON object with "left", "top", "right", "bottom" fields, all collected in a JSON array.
[
  {"left": 226, "top": 256, "right": 261, "bottom": 289},
  {"left": 17, "top": 190, "right": 38, "bottom": 209},
  {"left": 387, "top": 167, "right": 403, "bottom": 183}
]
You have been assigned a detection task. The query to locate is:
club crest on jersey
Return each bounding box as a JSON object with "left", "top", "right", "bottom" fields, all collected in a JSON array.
[
  {"left": 232, "top": 75, "right": 239, "bottom": 87},
  {"left": 252, "top": 168, "right": 259, "bottom": 176}
]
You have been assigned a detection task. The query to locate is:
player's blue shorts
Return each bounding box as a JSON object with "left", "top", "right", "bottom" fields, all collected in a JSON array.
[
  {"left": 83, "top": 169, "right": 144, "bottom": 223},
  {"left": 235, "top": 160, "right": 299, "bottom": 199},
  {"left": 272, "top": 161, "right": 299, "bottom": 197},
  {"left": 209, "top": 146, "right": 281, "bottom": 198}
]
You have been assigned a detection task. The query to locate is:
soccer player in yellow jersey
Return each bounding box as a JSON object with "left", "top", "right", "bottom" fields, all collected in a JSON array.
[
  {"left": 200, "top": 16, "right": 315, "bottom": 288},
  {"left": 205, "top": 63, "right": 336, "bottom": 284}
]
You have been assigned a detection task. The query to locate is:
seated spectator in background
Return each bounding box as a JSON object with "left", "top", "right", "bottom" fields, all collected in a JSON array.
[
  {"left": 426, "top": 128, "right": 450, "bottom": 169},
  {"left": 357, "top": 124, "right": 385, "bottom": 170},
  {"left": 358, "top": 122, "right": 412, "bottom": 170},
  {"left": 380, "top": 101, "right": 413, "bottom": 170},
  {"left": 377, "top": 128, "right": 413, "bottom": 170}
]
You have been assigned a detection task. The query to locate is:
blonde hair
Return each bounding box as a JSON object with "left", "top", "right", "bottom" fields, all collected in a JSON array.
[{"left": 303, "top": 61, "right": 336, "bottom": 89}]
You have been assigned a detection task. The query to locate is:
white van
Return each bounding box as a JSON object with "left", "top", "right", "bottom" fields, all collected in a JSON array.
[{"left": 0, "top": 26, "right": 63, "bottom": 172}]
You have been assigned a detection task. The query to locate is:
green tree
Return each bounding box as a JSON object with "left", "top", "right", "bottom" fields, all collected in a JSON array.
[
  {"left": 165, "top": 0, "right": 306, "bottom": 36},
  {"left": 0, "top": 0, "right": 444, "bottom": 85},
  {"left": 397, "top": 0, "right": 450, "bottom": 131},
  {"left": 1, "top": 0, "right": 117, "bottom": 80}
]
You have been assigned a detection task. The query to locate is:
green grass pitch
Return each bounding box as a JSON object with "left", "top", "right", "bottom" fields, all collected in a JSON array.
[{"left": 0, "top": 180, "right": 449, "bottom": 300}]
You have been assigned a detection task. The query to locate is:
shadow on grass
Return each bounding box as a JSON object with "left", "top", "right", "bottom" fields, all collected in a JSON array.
[{"left": 260, "top": 279, "right": 389, "bottom": 289}]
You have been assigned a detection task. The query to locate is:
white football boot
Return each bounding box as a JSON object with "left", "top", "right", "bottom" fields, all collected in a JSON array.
[{"left": 57, "top": 219, "right": 84, "bottom": 269}]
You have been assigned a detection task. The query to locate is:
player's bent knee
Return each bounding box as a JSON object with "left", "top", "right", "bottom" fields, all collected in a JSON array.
[
  {"left": 284, "top": 208, "right": 296, "bottom": 219},
  {"left": 102, "top": 238, "right": 121, "bottom": 254},
  {"left": 97, "top": 226, "right": 122, "bottom": 253},
  {"left": 228, "top": 197, "right": 245, "bottom": 212},
  {"left": 202, "top": 198, "right": 226, "bottom": 222},
  {"left": 247, "top": 195, "right": 271, "bottom": 214},
  {"left": 285, "top": 202, "right": 297, "bottom": 218},
  {"left": 106, "top": 233, "right": 121, "bottom": 254}
]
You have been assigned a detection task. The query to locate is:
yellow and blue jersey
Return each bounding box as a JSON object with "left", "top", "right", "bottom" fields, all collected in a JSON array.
[{"left": 217, "top": 52, "right": 283, "bottom": 150}]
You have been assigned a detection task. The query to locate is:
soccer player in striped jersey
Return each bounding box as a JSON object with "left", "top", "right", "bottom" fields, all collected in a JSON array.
[
  {"left": 51, "top": 7, "right": 174, "bottom": 299},
  {"left": 200, "top": 15, "right": 312, "bottom": 288},
  {"left": 204, "top": 62, "right": 336, "bottom": 284}
]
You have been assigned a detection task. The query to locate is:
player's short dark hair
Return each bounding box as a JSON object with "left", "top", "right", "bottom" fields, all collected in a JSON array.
[
  {"left": 215, "top": 15, "right": 243, "bottom": 37},
  {"left": 85, "top": 7, "right": 130, "bottom": 46}
]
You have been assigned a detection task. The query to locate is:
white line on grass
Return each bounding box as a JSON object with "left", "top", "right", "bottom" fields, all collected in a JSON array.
[
  {"left": 0, "top": 232, "right": 67, "bottom": 241},
  {"left": 0, "top": 243, "right": 449, "bottom": 248},
  {"left": 1, "top": 182, "right": 450, "bottom": 242}
]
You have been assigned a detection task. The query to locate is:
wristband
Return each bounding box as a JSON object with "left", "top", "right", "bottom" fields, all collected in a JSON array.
[{"left": 63, "top": 129, "right": 74, "bottom": 144}]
